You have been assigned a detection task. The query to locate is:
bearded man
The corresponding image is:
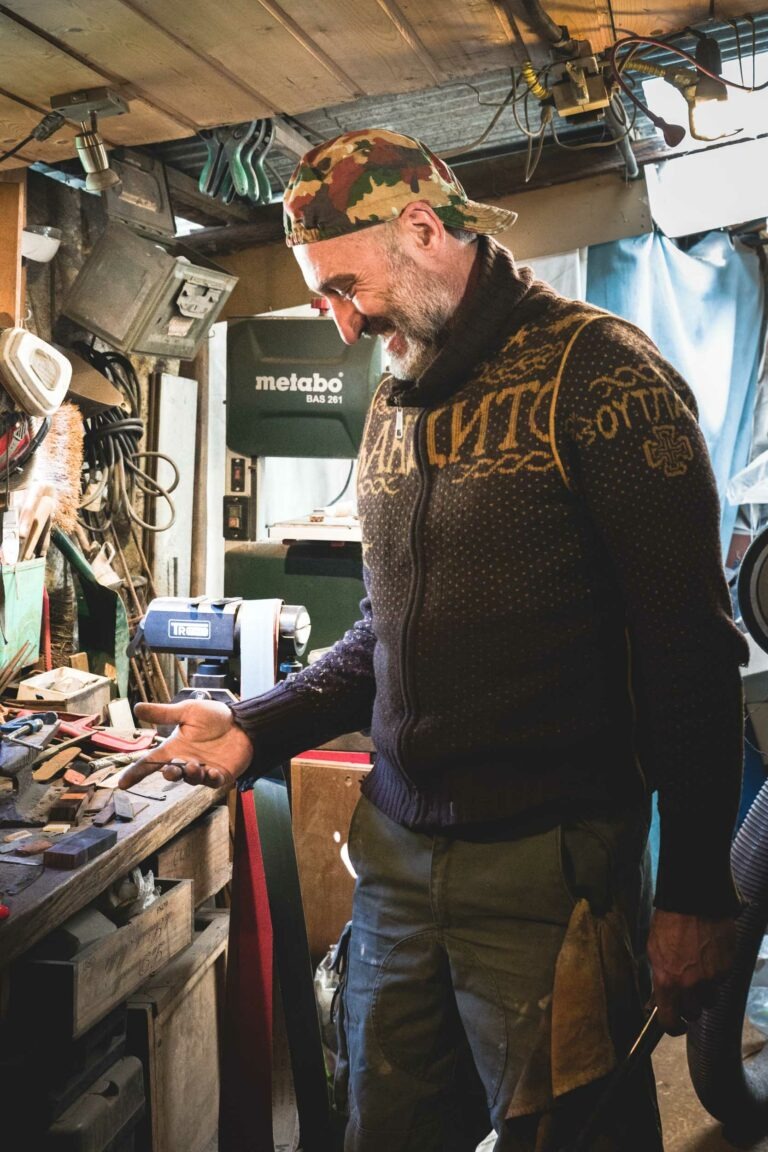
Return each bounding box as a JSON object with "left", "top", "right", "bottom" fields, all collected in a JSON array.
[{"left": 122, "top": 129, "right": 746, "bottom": 1151}]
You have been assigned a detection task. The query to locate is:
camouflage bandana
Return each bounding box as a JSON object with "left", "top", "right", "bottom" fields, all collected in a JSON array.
[{"left": 283, "top": 128, "right": 517, "bottom": 247}]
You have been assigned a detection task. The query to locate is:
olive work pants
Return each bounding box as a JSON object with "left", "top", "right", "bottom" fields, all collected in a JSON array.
[{"left": 336, "top": 794, "right": 663, "bottom": 1152}]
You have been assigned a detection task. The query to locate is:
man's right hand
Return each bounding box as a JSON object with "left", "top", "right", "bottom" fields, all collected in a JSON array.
[{"left": 118, "top": 699, "right": 254, "bottom": 791}]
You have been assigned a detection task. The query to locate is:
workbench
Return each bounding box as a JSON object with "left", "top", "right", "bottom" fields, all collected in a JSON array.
[{"left": 0, "top": 776, "right": 226, "bottom": 970}]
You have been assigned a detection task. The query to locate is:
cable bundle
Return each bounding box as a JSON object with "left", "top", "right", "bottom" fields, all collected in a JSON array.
[{"left": 73, "top": 343, "right": 179, "bottom": 534}]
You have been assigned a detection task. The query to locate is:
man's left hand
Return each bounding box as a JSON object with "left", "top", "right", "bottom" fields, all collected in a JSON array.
[{"left": 646, "top": 909, "right": 738, "bottom": 1035}]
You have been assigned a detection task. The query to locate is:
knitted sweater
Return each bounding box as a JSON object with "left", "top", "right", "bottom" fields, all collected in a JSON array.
[{"left": 232, "top": 237, "right": 749, "bottom": 917}]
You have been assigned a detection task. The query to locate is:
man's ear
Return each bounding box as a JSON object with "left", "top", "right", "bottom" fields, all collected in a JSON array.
[{"left": 397, "top": 201, "right": 445, "bottom": 252}]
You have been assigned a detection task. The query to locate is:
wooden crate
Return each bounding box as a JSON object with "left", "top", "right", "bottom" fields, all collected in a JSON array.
[
  {"left": 126, "top": 911, "right": 229, "bottom": 1152},
  {"left": 290, "top": 754, "right": 369, "bottom": 964},
  {"left": 12, "top": 879, "right": 194, "bottom": 1039},
  {"left": 150, "top": 804, "right": 231, "bottom": 907}
]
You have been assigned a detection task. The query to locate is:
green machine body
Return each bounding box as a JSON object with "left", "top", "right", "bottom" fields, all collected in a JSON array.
[{"left": 226, "top": 315, "right": 383, "bottom": 458}]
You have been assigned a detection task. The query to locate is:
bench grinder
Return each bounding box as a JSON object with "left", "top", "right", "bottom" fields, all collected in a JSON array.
[{"left": 130, "top": 595, "right": 311, "bottom": 704}]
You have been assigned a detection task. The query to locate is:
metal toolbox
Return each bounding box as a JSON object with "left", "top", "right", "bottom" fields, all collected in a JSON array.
[{"left": 63, "top": 221, "right": 237, "bottom": 361}]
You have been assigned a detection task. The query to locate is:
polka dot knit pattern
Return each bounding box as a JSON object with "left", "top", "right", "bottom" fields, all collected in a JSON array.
[{"left": 231, "top": 237, "right": 748, "bottom": 917}]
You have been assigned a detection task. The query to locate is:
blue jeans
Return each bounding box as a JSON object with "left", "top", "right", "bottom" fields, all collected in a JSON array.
[{"left": 337, "top": 795, "right": 661, "bottom": 1152}]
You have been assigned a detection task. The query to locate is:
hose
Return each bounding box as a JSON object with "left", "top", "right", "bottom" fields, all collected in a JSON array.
[{"left": 686, "top": 779, "right": 768, "bottom": 1138}]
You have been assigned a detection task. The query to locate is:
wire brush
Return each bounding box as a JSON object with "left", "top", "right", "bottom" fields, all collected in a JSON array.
[{"left": 72, "top": 342, "right": 179, "bottom": 534}]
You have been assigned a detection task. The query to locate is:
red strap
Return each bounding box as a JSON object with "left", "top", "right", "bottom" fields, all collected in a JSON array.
[{"left": 219, "top": 792, "right": 275, "bottom": 1152}]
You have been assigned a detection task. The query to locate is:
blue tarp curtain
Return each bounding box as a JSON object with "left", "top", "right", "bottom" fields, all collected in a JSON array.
[{"left": 586, "top": 231, "right": 764, "bottom": 558}]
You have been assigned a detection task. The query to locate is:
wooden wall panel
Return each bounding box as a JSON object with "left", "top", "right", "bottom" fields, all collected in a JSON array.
[{"left": 0, "top": 0, "right": 263, "bottom": 131}]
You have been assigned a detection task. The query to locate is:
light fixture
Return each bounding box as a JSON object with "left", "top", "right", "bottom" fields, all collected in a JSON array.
[
  {"left": 49, "top": 87, "right": 128, "bottom": 194},
  {"left": 75, "top": 111, "right": 122, "bottom": 192}
]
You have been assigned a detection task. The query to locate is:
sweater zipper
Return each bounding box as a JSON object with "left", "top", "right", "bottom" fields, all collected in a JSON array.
[{"left": 394, "top": 406, "right": 428, "bottom": 787}]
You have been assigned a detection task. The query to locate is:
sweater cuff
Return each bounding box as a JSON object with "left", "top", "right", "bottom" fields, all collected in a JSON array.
[
  {"left": 654, "top": 803, "right": 743, "bottom": 918},
  {"left": 229, "top": 684, "right": 321, "bottom": 786}
]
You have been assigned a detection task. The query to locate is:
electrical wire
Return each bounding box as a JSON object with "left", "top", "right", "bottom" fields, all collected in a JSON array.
[
  {"left": 439, "top": 82, "right": 518, "bottom": 159},
  {"left": 73, "top": 343, "right": 179, "bottom": 534},
  {"left": 611, "top": 32, "right": 768, "bottom": 95},
  {"left": 0, "top": 111, "right": 65, "bottom": 164}
]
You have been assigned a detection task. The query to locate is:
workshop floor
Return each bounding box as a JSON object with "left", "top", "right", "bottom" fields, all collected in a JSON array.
[{"left": 201, "top": 1033, "right": 768, "bottom": 1150}]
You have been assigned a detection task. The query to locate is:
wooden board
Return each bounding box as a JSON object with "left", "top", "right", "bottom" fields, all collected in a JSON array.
[
  {"left": 152, "top": 804, "right": 231, "bottom": 907},
  {"left": 398, "top": 0, "right": 517, "bottom": 77},
  {"left": 127, "top": 912, "right": 229, "bottom": 1152},
  {"left": 290, "top": 755, "right": 368, "bottom": 964},
  {"left": 12, "top": 877, "right": 194, "bottom": 1038},
  {"left": 0, "top": 170, "right": 25, "bottom": 325},
  {"left": 0, "top": 9, "right": 186, "bottom": 150},
  {"left": 127, "top": 0, "right": 354, "bottom": 113},
  {"left": 0, "top": 0, "right": 260, "bottom": 133},
  {"left": 151, "top": 372, "right": 198, "bottom": 601},
  {"left": 258, "top": 0, "right": 439, "bottom": 96}
]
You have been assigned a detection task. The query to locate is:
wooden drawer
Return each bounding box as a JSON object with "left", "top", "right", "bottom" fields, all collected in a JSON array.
[
  {"left": 127, "top": 910, "right": 229, "bottom": 1152},
  {"left": 148, "top": 804, "right": 231, "bottom": 907},
  {"left": 12, "top": 879, "right": 194, "bottom": 1039}
]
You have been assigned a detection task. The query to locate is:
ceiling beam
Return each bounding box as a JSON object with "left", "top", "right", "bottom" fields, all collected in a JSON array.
[
  {"left": 165, "top": 164, "right": 255, "bottom": 226},
  {"left": 180, "top": 139, "right": 661, "bottom": 256}
]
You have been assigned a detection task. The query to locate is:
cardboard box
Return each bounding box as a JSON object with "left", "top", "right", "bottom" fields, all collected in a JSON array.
[{"left": 17, "top": 665, "right": 113, "bottom": 718}]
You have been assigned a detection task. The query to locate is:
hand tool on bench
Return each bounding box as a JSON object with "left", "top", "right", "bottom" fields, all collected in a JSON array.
[{"left": 0, "top": 712, "right": 58, "bottom": 743}]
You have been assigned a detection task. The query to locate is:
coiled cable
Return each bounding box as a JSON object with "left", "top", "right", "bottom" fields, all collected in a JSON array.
[{"left": 74, "top": 343, "right": 179, "bottom": 534}]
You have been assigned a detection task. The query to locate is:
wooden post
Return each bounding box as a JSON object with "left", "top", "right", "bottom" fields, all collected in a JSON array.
[{"left": 0, "top": 170, "right": 26, "bottom": 328}]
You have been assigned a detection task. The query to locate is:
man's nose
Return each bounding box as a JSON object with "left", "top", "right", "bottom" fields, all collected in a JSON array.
[{"left": 326, "top": 297, "right": 365, "bottom": 345}]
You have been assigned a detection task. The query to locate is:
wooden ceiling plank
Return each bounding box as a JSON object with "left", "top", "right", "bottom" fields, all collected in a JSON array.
[
  {"left": 375, "top": 0, "right": 447, "bottom": 85},
  {"left": 0, "top": 91, "right": 78, "bottom": 167},
  {"left": 0, "top": 1, "right": 190, "bottom": 140},
  {"left": 261, "top": 1, "right": 438, "bottom": 96},
  {"left": 125, "top": 0, "right": 355, "bottom": 116},
  {"left": 396, "top": 0, "right": 517, "bottom": 77},
  {"left": 531, "top": 2, "right": 768, "bottom": 55},
  {"left": 116, "top": 0, "right": 275, "bottom": 111},
  {"left": 0, "top": 0, "right": 267, "bottom": 130},
  {"left": 255, "top": 0, "right": 364, "bottom": 96}
]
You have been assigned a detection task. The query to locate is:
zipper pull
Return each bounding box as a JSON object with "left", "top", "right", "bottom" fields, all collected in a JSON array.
[{"left": 395, "top": 401, "right": 404, "bottom": 440}]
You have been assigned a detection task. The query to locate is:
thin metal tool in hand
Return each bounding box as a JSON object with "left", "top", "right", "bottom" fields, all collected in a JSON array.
[{"left": 566, "top": 1006, "right": 664, "bottom": 1152}]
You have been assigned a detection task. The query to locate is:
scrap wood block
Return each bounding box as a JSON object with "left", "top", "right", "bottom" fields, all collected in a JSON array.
[
  {"left": 32, "top": 747, "right": 81, "bottom": 782},
  {"left": 43, "top": 826, "right": 117, "bottom": 870}
]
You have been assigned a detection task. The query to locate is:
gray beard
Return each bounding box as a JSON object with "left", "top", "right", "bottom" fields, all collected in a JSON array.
[{"left": 386, "top": 335, "right": 441, "bottom": 381}]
